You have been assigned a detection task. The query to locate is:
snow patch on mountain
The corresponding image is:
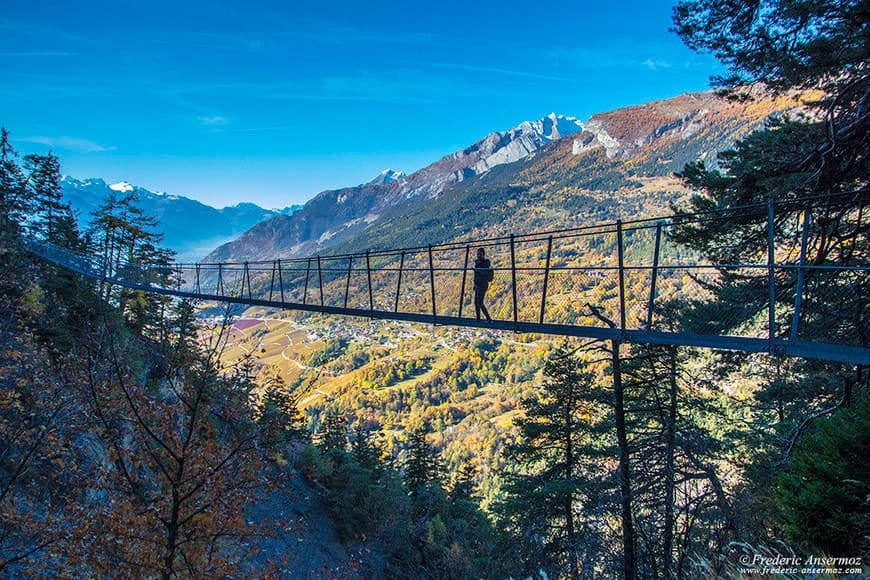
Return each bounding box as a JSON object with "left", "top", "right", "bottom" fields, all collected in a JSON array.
[
  {"left": 368, "top": 169, "right": 406, "bottom": 185},
  {"left": 394, "top": 112, "right": 585, "bottom": 201},
  {"left": 109, "top": 181, "right": 134, "bottom": 193},
  {"left": 460, "top": 114, "right": 584, "bottom": 177},
  {"left": 522, "top": 113, "right": 584, "bottom": 142}
]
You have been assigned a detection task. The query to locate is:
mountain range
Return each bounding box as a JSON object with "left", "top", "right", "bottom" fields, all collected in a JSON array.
[
  {"left": 204, "top": 91, "right": 805, "bottom": 263},
  {"left": 60, "top": 177, "right": 303, "bottom": 261},
  {"left": 62, "top": 90, "right": 806, "bottom": 265},
  {"left": 205, "top": 113, "right": 585, "bottom": 262}
]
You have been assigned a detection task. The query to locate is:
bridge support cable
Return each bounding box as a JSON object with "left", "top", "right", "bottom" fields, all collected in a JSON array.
[
  {"left": 616, "top": 220, "right": 627, "bottom": 337},
  {"left": 428, "top": 245, "right": 436, "bottom": 324},
  {"left": 395, "top": 251, "right": 405, "bottom": 314},
  {"left": 458, "top": 246, "right": 470, "bottom": 319},
  {"left": 278, "top": 259, "right": 285, "bottom": 303}
]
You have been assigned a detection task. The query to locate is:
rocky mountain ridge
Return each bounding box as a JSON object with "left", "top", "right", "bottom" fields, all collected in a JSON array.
[
  {"left": 205, "top": 90, "right": 806, "bottom": 263},
  {"left": 205, "top": 113, "right": 585, "bottom": 262}
]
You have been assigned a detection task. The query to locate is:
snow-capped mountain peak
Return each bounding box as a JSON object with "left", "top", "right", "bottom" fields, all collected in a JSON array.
[
  {"left": 522, "top": 113, "right": 584, "bottom": 142},
  {"left": 368, "top": 168, "right": 406, "bottom": 185},
  {"left": 109, "top": 181, "right": 134, "bottom": 193}
]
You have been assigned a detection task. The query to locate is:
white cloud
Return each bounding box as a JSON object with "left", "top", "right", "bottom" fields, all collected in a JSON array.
[
  {"left": 548, "top": 47, "right": 675, "bottom": 72},
  {"left": 197, "top": 115, "right": 231, "bottom": 126},
  {"left": 20, "top": 136, "right": 116, "bottom": 153},
  {"left": 643, "top": 58, "right": 672, "bottom": 70}
]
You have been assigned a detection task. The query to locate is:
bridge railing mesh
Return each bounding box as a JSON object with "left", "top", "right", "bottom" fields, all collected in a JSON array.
[{"left": 23, "top": 191, "right": 869, "bottom": 360}]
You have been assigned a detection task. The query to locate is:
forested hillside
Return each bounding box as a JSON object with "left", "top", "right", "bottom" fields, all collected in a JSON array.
[
  {"left": 0, "top": 133, "right": 516, "bottom": 577},
  {"left": 2, "top": 0, "right": 868, "bottom": 576}
]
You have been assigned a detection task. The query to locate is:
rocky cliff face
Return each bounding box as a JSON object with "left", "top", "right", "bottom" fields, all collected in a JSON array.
[
  {"left": 569, "top": 90, "right": 791, "bottom": 160},
  {"left": 393, "top": 113, "right": 584, "bottom": 201}
]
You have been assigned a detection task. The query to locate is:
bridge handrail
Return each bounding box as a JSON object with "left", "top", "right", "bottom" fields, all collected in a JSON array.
[
  {"left": 182, "top": 188, "right": 870, "bottom": 267},
  {"left": 20, "top": 189, "right": 869, "bottom": 366}
]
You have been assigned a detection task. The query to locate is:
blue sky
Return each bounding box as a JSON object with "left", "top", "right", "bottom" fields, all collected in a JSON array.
[{"left": 1, "top": 0, "right": 720, "bottom": 208}]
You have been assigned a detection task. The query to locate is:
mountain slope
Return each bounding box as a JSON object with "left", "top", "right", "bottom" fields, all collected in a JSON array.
[
  {"left": 205, "top": 114, "right": 584, "bottom": 262},
  {"left": 334, "top": 90, "right": 806, "bottom": 253},
  {"left": 61, "top": 177, "right": 302, "bottom": 260},
  {"left": 207, "top": 90, "right": 806, "bottom": 263}
]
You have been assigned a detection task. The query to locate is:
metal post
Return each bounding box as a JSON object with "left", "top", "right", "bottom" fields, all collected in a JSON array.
[
  {"left": 217, "top": 263, "right": 224, "bottom": 296},
  {"left": 303, "top": 258, "right": 311, "bottom": 304},
  {"left": 790, "top": 210, "right": 811, "bottom": 342},
  {"left": 617, "top": 221, "right": 626, "bottom": 332},
  {"left": 458, "top": 246, "right": 470, "bottom": 318},
  {"left": 767, "top": 199, "right": 776, "bottom": 355},
  {"left": 646, "top": 222, "right": 663, "bottom": 331},
  {"left": 195, "top": 264, "right": 201, "bottom": 294},
  {"left": 277, "top": 259, "right": 285, "bottom": 303},
  {"left": 395, "top": 251, "right": 405, "bottom": 313},
  {"left": 428, "top": 245, "right": 437, "bottom": 322},
  {"left": 244, "top": 262, "right": 252, "bottom": 300},
  {"left": 366, "top": 251, "right": 374, "bottom": 312},
  {"left": 269, "top": 260, "right": 277, "bottom": 302},
  {"left": 344, "top": 255, "right": 353, "bottom": 309},
  {"left": 539, "top": 236, "right": 552, "bottom": 324},
  {"left": 510, "top": 234, "right": 518, "bottom": 327},
  {"left": 317, "top": 256, "right": 324, "bottom": 306}
]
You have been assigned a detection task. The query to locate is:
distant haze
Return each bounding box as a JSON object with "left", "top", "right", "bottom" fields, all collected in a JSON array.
[{"left": 60, "top": 177, "right": 302, "bottom": 261}]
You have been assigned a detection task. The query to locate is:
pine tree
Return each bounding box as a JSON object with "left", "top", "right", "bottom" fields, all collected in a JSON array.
[
  {"left": 623, "top": 335, "right": 742, "bottom": 579},
  {"left": 87, "top": 190, "right": 160, "bottom": 274},
  {"left": 670, "top": 0, "right": 869, "bottom": 359},
  {"left": 669, "top": 1, "right": 869, "bottom": 557},
  {"left": 259, "top": 373, "right": 307, "bottom": 452},
  {"left": 775, "top": 396, "right": 870, "bottom": 556},
  {"left": 500, "top": 344, "right": 610, "bottom": 579},
  {"left": 316, "top": 411, "right": 348, "bottom": 454},
  {"left": 22, "top": 153, "right": 78, "bottom": 246},
  {"left": 350, "top": 423, "right": 383, "bottom": 475},
  {"left": 402, "top": 427, "right": 441, "bottom": 499},
  {"left": 450, "top": 461, "right": 478, "bottom": 503},
  {"left": 0, "top": 128, "right": 26, "bottom": 235},
  {"left": 86, "top": 189, "right": 173, "bottom": 330}
]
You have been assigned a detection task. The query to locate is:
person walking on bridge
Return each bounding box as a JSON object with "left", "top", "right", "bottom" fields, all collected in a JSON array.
[{"left": 473, "top": 248, "right": 493, "bottom": 321}]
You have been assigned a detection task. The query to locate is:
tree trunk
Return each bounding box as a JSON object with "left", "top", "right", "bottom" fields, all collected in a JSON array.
[
  {"left": 162, "top": 488, "right": 180, "bottom": 580},
  {"left": 612, "top": 340, "right": 636, "bottom": 580},
  {"left": 565, "top": 495, "right": 580, "bottom": 579},
  {"left": 565, "top": 405, "right": 580, "bottom": 580},
  {"left": 663, "top": 346, "right": 677, "bottom": 579}
]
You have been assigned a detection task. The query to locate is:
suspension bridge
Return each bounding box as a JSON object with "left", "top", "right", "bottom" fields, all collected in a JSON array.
[{"left": 24, "top": 193, "right": 869, "bottom": 365}]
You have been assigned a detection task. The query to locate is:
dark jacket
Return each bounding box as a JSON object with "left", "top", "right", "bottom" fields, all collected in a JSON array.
[{"left": 473, "top": 258, "right": 492, "bottom": 286}]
